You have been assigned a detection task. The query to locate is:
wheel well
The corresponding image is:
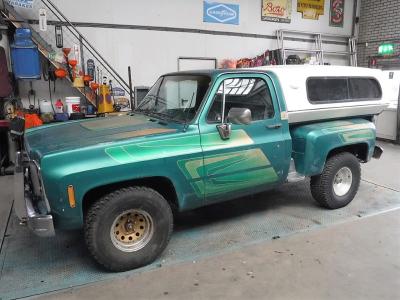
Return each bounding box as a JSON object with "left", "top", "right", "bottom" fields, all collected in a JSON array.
[
  {"left": 327, "top": 143, "right": 369, "bottom": 162},
  {"left": 82, "top": 177, "right": 179, "bottom": 217}
]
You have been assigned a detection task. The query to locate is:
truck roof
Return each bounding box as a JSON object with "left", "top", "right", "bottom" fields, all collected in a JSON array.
[
  {"left": 165, "top": 65, "right": 384, "bottom": 78},
  {"left": 164, "top": 66, "right": 389, "bottom": 123}
]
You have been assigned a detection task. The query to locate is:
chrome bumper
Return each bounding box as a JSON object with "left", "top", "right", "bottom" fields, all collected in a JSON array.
[{"left": 14, "top": 151, "right": 55, "bottom": 237}]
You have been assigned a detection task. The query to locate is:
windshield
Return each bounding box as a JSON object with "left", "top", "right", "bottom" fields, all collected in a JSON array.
[{"left": 136, "top": 75, "right": 211, "bottom": 123}]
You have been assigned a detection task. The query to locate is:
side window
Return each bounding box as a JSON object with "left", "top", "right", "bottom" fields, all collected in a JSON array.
[
  {"left": 348, "top": 78, "right": 382, "bottom": 100},
  {"left": 307, "top": 77, "right": 382, "bottom": 103},
  {"left": 207, "top": 78, "right": 274, "bottom": 123},
  {"left": 307, "top": 78, "right": 348, "bottom": 102}
]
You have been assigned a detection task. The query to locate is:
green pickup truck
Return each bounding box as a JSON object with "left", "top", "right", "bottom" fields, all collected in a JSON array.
[{"left": 14, "top": 66, "right": 386, "bottom": 271}]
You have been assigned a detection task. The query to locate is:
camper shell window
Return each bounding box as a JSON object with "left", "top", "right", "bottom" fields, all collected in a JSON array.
[{"left": 307, "top": 77, "right": 382, "bottom": 103}]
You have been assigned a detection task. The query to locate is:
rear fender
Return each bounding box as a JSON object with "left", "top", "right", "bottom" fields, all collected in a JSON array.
[{"left": 290, "top": 119, "right": 376, "bottom": 176}]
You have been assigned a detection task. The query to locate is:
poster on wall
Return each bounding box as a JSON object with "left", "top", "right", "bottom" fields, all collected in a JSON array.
[
  {"left": 203, "top": 1, "right": 240, "bottom": 25},
  {"left": 6, "top": 0, "right": 34, "bottom": 9},
  {"left": 329, "top": 0, "right": 344, "bottom": 27},
  {"left": 261, "top": 0, "right": 292, "bottom": 23},
  {"left": 297, "top": 0, "right": 325, "bottom": 20}
]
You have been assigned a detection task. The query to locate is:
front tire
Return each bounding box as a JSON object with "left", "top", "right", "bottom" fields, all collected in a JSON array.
[
  {"left": 310, "top": 152, "right": 361, "bottom": 209},
  {"left": 84, "top": 187, "right": 173, "bottom": 272}
]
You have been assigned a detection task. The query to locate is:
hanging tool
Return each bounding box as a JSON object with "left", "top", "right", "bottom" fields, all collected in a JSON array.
[{"left": 55, "top": 25, "right": 63, "bottom": 48}]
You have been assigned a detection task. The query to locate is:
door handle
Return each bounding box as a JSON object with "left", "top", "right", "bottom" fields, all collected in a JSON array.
[{"left": 266, "top": 123, "right": 282, "bottom": 129}]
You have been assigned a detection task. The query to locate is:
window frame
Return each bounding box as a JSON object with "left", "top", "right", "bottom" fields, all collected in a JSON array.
[
  {"left": 205, "top": 76, "right": 276, "bottom": 124},
  {"left": 306, "top": 76, "right": 382, "bottom": 104}
]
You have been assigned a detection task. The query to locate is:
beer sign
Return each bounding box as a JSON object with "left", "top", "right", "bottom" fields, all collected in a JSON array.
[
  {"left": 261, "top": 0, "right": 292, "bottom": 23},
  {"left": 297, "top": 0, "right": 325, "bottom": 20},
  {"left": 330, "top": 0, "right": 345, "bottom": 27}
]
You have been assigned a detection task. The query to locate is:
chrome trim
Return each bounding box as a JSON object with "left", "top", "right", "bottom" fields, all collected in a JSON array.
[
  {"left": 287, "top": 104, "right": 387, "bottom": 124},
  {"left": 31, "top": 160, "right": 51, "bottom": 212},
  {"left": 14, "top": 151, "right": 27, "bottom": 220},
  {"left": 13, "top": 151, "right": 55, "bottom": 237},
  {"left": 25, "top": 191, "right": 55, "bottom": 237}
]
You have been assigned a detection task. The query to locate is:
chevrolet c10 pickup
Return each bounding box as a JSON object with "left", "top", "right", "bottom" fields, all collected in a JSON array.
[{"left": 13, "top": 66, "right": 386, "bottom": 271}]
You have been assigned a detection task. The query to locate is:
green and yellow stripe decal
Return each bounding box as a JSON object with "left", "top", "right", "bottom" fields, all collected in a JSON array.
[{"left": 178, "top": 148, "right": 278, "bottom": 197}]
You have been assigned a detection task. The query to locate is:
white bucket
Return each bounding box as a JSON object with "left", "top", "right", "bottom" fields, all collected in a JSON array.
[
  {"left": 65, "top": 97, "right": 81, "bottom": 116},
  {"left": 39, "top": 99, "right": 53, "bottom": 114}
]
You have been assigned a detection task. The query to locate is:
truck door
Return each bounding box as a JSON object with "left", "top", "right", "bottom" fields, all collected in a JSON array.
[{"left": 198, "top": 73, "right": 289, "bottom": 204}]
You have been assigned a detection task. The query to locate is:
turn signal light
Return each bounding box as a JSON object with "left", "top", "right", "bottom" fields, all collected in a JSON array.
[{"left": 67, "top": 185, "right": 76, "bottom": 208}]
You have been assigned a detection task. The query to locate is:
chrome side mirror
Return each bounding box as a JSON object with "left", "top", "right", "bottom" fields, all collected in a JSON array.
[
  {"left": 227, "top": 107, "right": 252, "bottom": 125},
  {"left": 216, "top": 123, "right": 231, "bottom": 140}
]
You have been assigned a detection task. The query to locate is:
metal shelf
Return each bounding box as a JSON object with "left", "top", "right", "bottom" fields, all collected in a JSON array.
[{"left": 276, "top": 29, "right": 357, "bottom": 66}]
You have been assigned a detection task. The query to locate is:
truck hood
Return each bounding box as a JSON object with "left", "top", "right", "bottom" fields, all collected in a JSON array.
[{"left": 24, "top": 114, "right": 180, "bottom": 160}]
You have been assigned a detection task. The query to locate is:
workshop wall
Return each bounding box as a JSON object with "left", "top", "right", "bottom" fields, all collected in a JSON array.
[
  {"left": 357, "top": 0, "right": 400, "bottom": 67},
  {"left": 15, "top": 0, "right": 356, "bottom": 106}
]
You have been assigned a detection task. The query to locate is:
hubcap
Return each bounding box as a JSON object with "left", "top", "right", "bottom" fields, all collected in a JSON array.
[
  {"left": 110, "top": 209, "right": 154, "bottom": 252},
  {"left": 333, "top": 167, "right": 353, "bottom": 197}
]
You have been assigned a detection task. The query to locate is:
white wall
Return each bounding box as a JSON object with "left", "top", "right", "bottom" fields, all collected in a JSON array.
[
  {"left": 14, "top": 0, "right": 355, "bottom": 106},
  {"left": 51, "top": 0, "right": 356, "bottom": 86}
]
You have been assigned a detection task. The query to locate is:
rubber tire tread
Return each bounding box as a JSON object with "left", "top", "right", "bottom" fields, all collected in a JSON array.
[
  {"left": 310, "top": 152, "right": 361, "bottom": 209},
  {"left": 84, "top": 186, "right": 173, "bottom": 272}
]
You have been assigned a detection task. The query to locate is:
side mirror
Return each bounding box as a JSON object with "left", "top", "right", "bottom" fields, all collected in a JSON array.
[
  {"left": 227, "top": 107, "right": 252, "bottom": 125},
  {"left": 216, "top": 123, "right": 231, "bottom": 140}
]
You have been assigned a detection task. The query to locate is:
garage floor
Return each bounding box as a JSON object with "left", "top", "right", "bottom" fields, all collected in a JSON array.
[{"left": 0, "top": 141, "right": 399, "bottom": 300}]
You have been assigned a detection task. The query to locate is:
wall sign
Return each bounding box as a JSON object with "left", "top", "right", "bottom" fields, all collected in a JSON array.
[
  {"left": 378, "top": 43, "right": 395, "bottom": 56},
  {"left": 261, "top": 0, "right": 292, "bottom": 23},
  {"left": 7, "top": 0, "right": 34, "bottom": 9},
  {"left": 330, "top": 0, "right": 344, "bottom": 27},
  {"left": 297, "top": 0, "right": 325, "bottom": 20},
  {"left": 203, "top": 1, "right": 239, "bottom": 25}
]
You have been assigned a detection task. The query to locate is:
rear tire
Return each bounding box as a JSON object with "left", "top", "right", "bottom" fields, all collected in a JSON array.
[
  {"left": 310, "top": 152, "right": 361, "bottom": 209},
  {"left": 84, "top": 186, "right": 173, "bottom": 272}
]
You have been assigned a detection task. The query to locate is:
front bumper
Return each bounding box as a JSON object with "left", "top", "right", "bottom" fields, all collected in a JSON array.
[{"left": 14, "top": 151, "right": 55, "bottom": 237}]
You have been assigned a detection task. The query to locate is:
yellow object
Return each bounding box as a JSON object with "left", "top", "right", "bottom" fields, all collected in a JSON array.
[
  {"left": 297, "top": 0, "right": 324, "bottom": 20},
  {"left": 67, "top": 185, "right": 76, "bottom": 208},
  {"left": 98, "top": 84, "right": 114, "bottom": 113},
  {"left": 72, "top": 76, "right": 85, "bottom": 88}
]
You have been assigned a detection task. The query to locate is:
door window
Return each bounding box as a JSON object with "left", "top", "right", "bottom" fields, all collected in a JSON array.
[{"left": 206, "top": 78, "right": 274, "bottom": 123}]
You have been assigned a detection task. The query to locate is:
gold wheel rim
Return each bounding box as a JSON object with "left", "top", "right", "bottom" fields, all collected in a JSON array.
[{"left": 110, "top": 209, "right": 154, "bottom": 252}]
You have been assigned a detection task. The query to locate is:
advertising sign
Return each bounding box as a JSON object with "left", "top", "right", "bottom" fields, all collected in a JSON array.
[
  {"left": 297, "top": 0, "right": 325, "bottom": 20},
  {"left": 7, "top": 0, "right": 33, "bottom": 9},
  {"left": 261, "top": 0, "right": 292, "bottom": 23},
  {"left": 203, "top": 1, "right": 240, "bottom": 25},
  {"left": 329, "top": 0, "right": 344, "bottom": 27}
]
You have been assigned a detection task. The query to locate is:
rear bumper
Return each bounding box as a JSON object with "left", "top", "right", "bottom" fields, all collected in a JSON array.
[{"left": 14, "top": 151, "right": 55, "bottom": 237}]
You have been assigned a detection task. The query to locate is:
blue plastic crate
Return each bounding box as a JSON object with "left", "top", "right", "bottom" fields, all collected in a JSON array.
[{"left": 10, "top": 44, "right": 41, "bottom": 79}]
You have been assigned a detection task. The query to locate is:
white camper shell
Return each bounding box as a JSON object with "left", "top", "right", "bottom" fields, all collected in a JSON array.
[{"left": 252, "top": 65, "right": 389, "bottom": 124}]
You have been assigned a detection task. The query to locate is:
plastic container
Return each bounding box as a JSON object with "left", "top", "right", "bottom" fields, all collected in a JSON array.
[
  {"left": 14, "top": 28, "right": 34, "bottom": 47},
  {"left": 10, "top": 44, "right": 41, "bottom": 79},
  {"left": 55, "top": 99, "right": 64, "bottom": 113},
  {"left": 39, "top": 99, "right": 53, "bottom": 114},
  {"left": 65, "top": 97, "right": 81, "bottom": 116}
]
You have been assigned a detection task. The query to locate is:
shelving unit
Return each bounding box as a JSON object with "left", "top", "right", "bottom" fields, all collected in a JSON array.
[{"left": 276, "top": 29, "right": 357, "bottom": 66}]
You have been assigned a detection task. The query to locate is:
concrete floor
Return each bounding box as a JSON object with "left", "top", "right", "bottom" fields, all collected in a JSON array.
[
  {"left": 0, "top": 141, "right": 399, "bottom": 300},
  {"left": 35, "top": 209, "right": 400, "bottom": 300}
]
